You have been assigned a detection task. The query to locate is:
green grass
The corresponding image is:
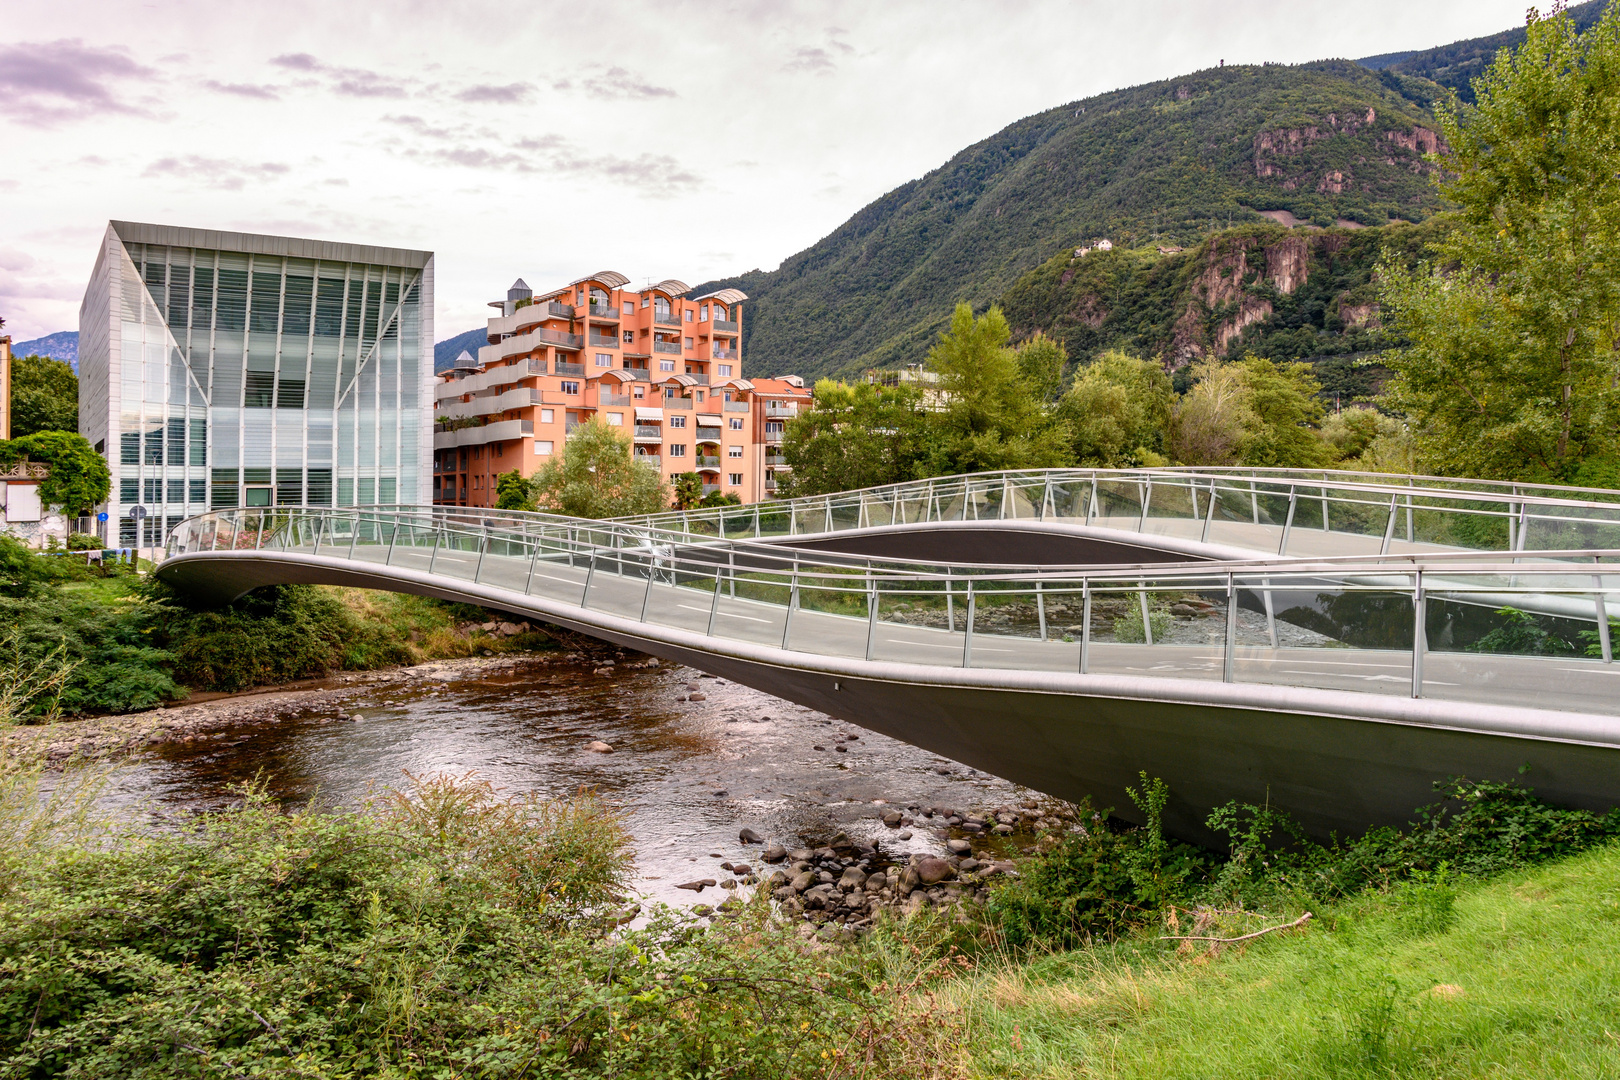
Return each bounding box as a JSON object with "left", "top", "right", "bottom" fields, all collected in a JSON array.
[{"left": 960, "top": 842, "right": 1620, "bottom": 1078}]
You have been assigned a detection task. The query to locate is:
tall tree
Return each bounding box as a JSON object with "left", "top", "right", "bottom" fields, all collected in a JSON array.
[
  {"left": 780, "top": 379, "right": 928, "bottom": 497},
  {"left": 0, "top": 432, "right": 110, "bottom": 514},
  {"left": 530, "top": 420, "right": 667, "bottom": 519},
  {"left": 1377, "top": 4, "right": 1620, "bottom": 483},
  {"left": 9, "top": 355, "right": 77, "bottom": 437},
  {"left": 921, "top": 303, "right": 1072, "bottom": 476},
  {"left": 1236, "top": 356, "right": 1333, "bottom": 468},
  {"left": 1056, "top": 351, "right": 1173, "bottom": 466},
  {"left": 494, "top": 470, "right": 537, "bottom": 511}
]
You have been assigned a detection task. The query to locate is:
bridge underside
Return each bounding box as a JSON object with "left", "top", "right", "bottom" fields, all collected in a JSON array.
[{"left": 158, "top": 548, "right": 1620, "bottom": 846}]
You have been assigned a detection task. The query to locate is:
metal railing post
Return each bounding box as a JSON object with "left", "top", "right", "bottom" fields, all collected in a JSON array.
[
  {"left": 1137, "top": 479, "right": 1152, "bottom": 532},
  {"left": 962, "top": 580, "right": 976, "bottom": 668},
  {"left": 1406, "top": 495, "right": 1414, "bottom": 543},
  {"left": 1080, "top": 581, "right": 1091, "bottom": 674},
  {"left": 729, "top": 550, "right": 736, "bottom": 597},
  {"left": 1321, "top": 485, "right": 1331, "bottom": 533},
  {"left": 1595, "top": 558, "right": 1612, "bottom": 664},
  {"left": 255, "top": 511, "right": 265, "bottom": 550},
  {"left": 706, "top": 568, "right": 722, "bottom": 636},
  {"left": 1278, "top": 486, "right": 1297, "bottom": 555},
  {"left": 526, "top": 535, "right": 541, "bottom": 594},
  {"left": 1380, "top": 493, "right": 1399, "bottom": 555},
  {"left": 782, "top": 560, "right": 799, "bottom": 648},
  {"left": 1036, "top": 581, "right": 1047, "bottom": 641},
  {"left": 865, "top": 572, "right": 879, "bottom": 661},
  {"left": 1139, "top": 580, "right": 1154, "bottom": 646},
  {"left": 428, "top": 527, "right": 442, "bottom": 574},
  {"left": 640, "top": 553, "right": 656, "bottom": 620},
  {"left": 945, "top": 569, "right": 955, "bottom": 633},
  {"left": 348, "top": 513, "right": 361, "bottom": 560},
  {"left": 385, "top": 520, "right": 399, "bottom": 565},
  {"left": 1223, "top": 572, "right": 1237, "bottom": 683},
  {"left": 311, "top": 511, "right": 324, "bottom": 555},
  {"left": 1411, "top": 569, "right": 1425, "bottom": 698},
  {"left": 1201, "top": 479, "right": 1218, "bottom": 543},
  {"left": 1250, "top": 480, "right": 1260, "bottom": 525},
  {"left": 581, "top": 551, "right": 597, "bottom": 607},
  {"left": 1086, "top": 480, "right": 1098, "bottom": 525}
]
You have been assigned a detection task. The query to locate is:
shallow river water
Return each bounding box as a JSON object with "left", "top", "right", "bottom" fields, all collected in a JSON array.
[{"left": 103, "top": 654, "right": 1035, "bottom": 908}]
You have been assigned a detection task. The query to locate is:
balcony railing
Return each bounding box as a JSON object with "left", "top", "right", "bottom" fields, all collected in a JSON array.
[
  {"left": 555, "top": 362, "right": 586, "bottom": 377},
  {"left": 712, "top": 318, "right": 738, "bottom": 332},
  {"left": 547, "top": 301, "right": 575, "bottom": 319},
  {"left": 766, "top": 454, "right": 787, "bottom": 466},
  {"left": 654, "top": 313, "right": 681, "bottom": 327},
  {"left": 711, "top": 348, "right": 736, "bottom": 360},
  {"left": 633, "top": 425, "right": 663, "bottom": 439},
  {"left": 623, "top": 367, "right": 651, "bottom": 380},
  {"left": 588, "top": 304, "right": 619, "bottom": 321},
  {"left": 764, "top": 478, "right": 779, "bottom": 492},
  {"left": 696, "top": 456, "right": 721, "bottom": 469},
  {"left": 652, "top": 340, "right": 681, "bottom": 355},
  {"left": 764, "top": 403, "right": 797, "bottom": 416},
  {"left": 696, "top": 426, "right": 723, "bottom": 441},
  {"left": 588, "top": 335, "right": 619, "bottom": 348},
  {"left": 538, "top": 328, "right": 584, "bottom": 350},
  {"left": 723, "top": 400, "right": 749, "bottom": 412},
  {"left": 664, "top": 397, "right": 693, "bottom": 410},
  {"left": 600, "top": 393, "right": 632, "bottom": 406},
  {"left": 683, "top": 372, "right": 710, "bottom": 386},
  {"left": 701, "top": 483, "right": 721, "bottom": 496}
]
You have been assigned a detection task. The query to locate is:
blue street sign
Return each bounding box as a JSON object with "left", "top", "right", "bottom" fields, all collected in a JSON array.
[{"left": 97, "top": 512, "right": 108, "bottom": 522}]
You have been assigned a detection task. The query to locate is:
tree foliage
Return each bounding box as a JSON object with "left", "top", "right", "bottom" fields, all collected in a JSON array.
[
  {"left": 0, "top": 432, "right": 110, "bottom": 515},
  {"left": 7, "top": 355, "right": 76, "bottom": 438},
  {"left": 530, "top": 420, "right": 667, "bottom": 519},
  {"left": 1054, "top": 351, "right": 1172, "bottom": 466},
  {"left": 493, "top": 470, "right": 536, "bottom": 511},
  {"left": 780, "top": 380, "right": 930, "bottom": 497},
  {"left": 1377, "top": 4, "right": 1620, "bottom": 483}
]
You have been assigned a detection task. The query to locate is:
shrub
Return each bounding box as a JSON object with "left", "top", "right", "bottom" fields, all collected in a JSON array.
[{"left": 1112, "top": 598, "right": 1173, "bottom": 642}]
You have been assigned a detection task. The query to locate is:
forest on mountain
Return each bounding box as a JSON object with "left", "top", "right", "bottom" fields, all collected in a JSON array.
[{"left": 695, "top": 60, "right": 1451, "bottom": 382}]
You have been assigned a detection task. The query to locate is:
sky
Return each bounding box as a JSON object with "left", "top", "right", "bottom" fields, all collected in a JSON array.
[{"left": 1, "top": 0, "right": 1532, "bottom": 344}]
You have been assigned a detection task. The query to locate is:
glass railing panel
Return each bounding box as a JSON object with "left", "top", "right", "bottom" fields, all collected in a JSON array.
[
  {"left": 784, "top": 565, "right": 868, "bottom": 658},
  {"left": 578, "top": 549, "right": 652, "bottom": 618},
  {"left": 1079, "top": 581, "right": 1226, "bottom": 682},
  {"left": 870, "top": 580, "right": 961, "bottom": 666},
  {"left": 965, "top": 586, "right": 1059, "bottom": 672},
  {"left": 1048, "top": 478, "right": 1092, "bottom": 522},
  {"left": 1139, "top": 477, "right": 1199, "bottom": 541},
  {"left": 755, "top": 505, "right": 794, "bottom": 537},
  {"left": 1004, "top": 480, "right": 1043, "bottom": 520},
  {"left": 966, "top": 479, "right": 1002, "bottom": 520},
  {"left": 1093, "top": 478, "right": 1146, "bottom": 530},
  {"left": 1523, "top": 507, "right": 1620, "bottom": 553},
  {"left": 1229, "top": 573, "right": 1415, "bottom": 697},
  {"left": 862, "top": 494, "right": 896, "bottom": 527},
  {"left": 828, "top": 497, "right": 862, "bottom": 532},
  {"left": 709, "top": 569, "right": 791, "bottom": 647},
  {"left": 1202, "top": 479, "right": 1283, "bottom": 552}
]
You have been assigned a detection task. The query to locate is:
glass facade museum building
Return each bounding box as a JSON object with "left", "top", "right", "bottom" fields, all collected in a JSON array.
[{"left": 79, "top": 221, "right": 434, "bottom": 545}]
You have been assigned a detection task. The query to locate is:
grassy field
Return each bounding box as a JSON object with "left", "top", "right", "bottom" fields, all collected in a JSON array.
[{"left": 959, "top": 843, "right": 1620, "bottom": 1078}]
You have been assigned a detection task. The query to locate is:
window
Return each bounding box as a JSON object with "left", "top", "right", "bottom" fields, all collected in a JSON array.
[
  {"left": 540, "top": 408, "right": 554, "bottom": 423},
  {"left": 622, "top": 330, "right": 634, "bottom": 343},
  {"left": 621, "top": 303, "right": 632, "bottom": 317},
  {"left": 595, "top": 353, "right": 613, "bottom": 367},
  {"left": 684, "top": 309, "right": 693, "bottom": 322},
  {"left": 683, "top": 337, "right": 693, "bottom": 349},
  {"left": 729, "top": 417, "right": 744, "bottom": 430},
  {"left": 654, "top": 296, "right": 671, "bottom": 320},
  {"left": 728, "top": 445, "right": 743, "bottom": 457},
  {"left": 606, "top": 413, "right": 623, "bottom": 426},
  {"left": 699, "top": 304, "right": 708, "bottom": 321},
  {"left": 718, "top": 365, "right": 733, "bottom": 376},
  {"left": 536, "top": 441, "right": 554, "bottom": 455},
  {"left": 561, "top": 381, "right": 580, "bottom": 395},
  {"left": 695, "top": 391, "right": 704, "bottom": 402},
  {"left": 729, "top": 474, "right": 742, "bottom": 486},
  {"left": 659, "top": 360, "right": 675, "bottom": 371},
  {"left": 670, "top": 444, "right": 687, "bottom": 457},
  {"left": 670, "top": 415, "right": 687, "bottom": 428}
]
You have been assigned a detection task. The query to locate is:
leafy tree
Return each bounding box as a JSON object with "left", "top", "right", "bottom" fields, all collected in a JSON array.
[
  {"left": 493, "top": 470, "right": 536, "bottom": 511},
  {"left": 671, "top": 472, "right": 704, "bottom": 510},
  {"left": 8, "top": 355, "right": 77, "bottom": 437},
  {"left": 1015, "top": 332, "right": 1066, "bottom": 402},
  {"left": 0, "top": 432, "right": 111, "bottom": 515},
  {"left": 1168, "top": 359, "right": 1252, "bottom": 466},
  {"left": 1377, "top": 4, "right": 1620, "bottom": 482},
  {"left": 1236, "top": 356, "right": 1332, "bottom": 468},
  {"left": 780, "top": 379, "right": 929, "bottom": 497},
  {"left": 920, "top": 303, "right": 1072, "bottom": 476},
  {"left": 531, "top": 420, "right": 667, "bottom": 519},
  {"left": 1055, "top": 350, "right": 1173, "bottom": 466}
]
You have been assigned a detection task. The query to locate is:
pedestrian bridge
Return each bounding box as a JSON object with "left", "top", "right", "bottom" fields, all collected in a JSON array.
[{"left": 157, "top": 467, "right": 1620, "bottom": 843}]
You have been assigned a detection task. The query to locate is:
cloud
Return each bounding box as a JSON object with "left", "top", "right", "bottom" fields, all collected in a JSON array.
[
  {"left": 0, "top": 39, "right": 157, "bottom": 126},
  {"left": 455, "top": 82, "right": 533, "bottom": 104},
  {"left": 203, "top": 79, "right": 279, "bottom": 100},
  {"left": 142, "top": 156, "right": 292, "bottom": 191},
  {"left": 270, "top": 52, "right": 321, "bottom": 71},
  {"left": 554, "top": 66, "right": 676, "bottom": 101},
  {"left": 383, "top": 113, "right": 459, "bottom": 140},
  {"left": 785, "top": 47, "right": 836, "bottom": 74},
  {"left": 0, "top": 249, "right": 37, "bottom": 273}
]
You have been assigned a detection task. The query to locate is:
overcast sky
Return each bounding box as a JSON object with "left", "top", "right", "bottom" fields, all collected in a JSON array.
[{"left": 1, "top": 0, "right": 1530, "bottom": 344}]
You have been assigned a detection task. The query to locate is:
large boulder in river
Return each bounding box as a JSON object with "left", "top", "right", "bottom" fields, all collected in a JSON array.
[
  {"left": 914, "top": 856, "right": 954, "bottom": 884},
  {"left": 838, "top": 867, "right": 868, "bottom": 890}
]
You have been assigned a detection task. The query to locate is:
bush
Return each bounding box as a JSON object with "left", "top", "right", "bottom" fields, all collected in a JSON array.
[
  {"left": 0, "top": 774, "right": 966, "bottom": 1079},
  {"left": 1112, "top": 598, "right": 1173, "bottom": 642},
  {"left": 65, "top": 533, "right": 101, "bottom": 552}
]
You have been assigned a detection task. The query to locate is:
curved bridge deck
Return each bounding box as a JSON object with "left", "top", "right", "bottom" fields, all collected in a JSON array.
[{"left": 157, "top": 467, "right": 1620, "bottom": 843}]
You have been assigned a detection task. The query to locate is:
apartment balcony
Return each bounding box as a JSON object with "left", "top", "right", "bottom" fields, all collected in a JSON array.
[
  {"left": 489, "top": 300, "right": 574, "bottom": 337},
  {"left": 695, "top": 427, "right": 723, "bottom": 443},
  {"left": 652, "top": 339, "right": 681, "bottom": 355},
  {"left": 764, "top": 433, "right": 784, "bottom": 445},
  {"left": 710, "top": 347, "right": 737, "bottom": 360},
  {"left": 723, "top": 400, "right": 749, "bottom": 412},
  {"left": 587, "top": 303, "right": 619, "bottom": 322},
  {"left": 599, "top": 392, "right": 632, "bottom": 407},
  {"left": 479, "top": 328, "right": 581, "bottom": 367},
  {"left": 654, "top": 313, "right": 682, "bottom": 327},
  {"left": 696, "top": 456, "right": 721, "bottom": 470},
  {"left": 633, "top": 425, "right": 663, "bottom": 442},
  {"left": 546, "top": 300, "right": 575, "bottom": 319},
  {"left": 555, "top": 361, "right": 586, "bottom": 377},
  {"left": 766, "top": 453, "right": 788, "bottom": 467},
  {"left": 711, "top": 318, "right": 738, "bottom": 332},
  {"left": 683, "top": 372, "right": 710, "bottom": 386},
  {"left": 432, "top": 418, "right": 534, "bottom": 449},
  {"left": 764, "top": 478, "right": 779, "bottom": 492},
  {"left": 664, "top": 397, "right": 693, "bottom": 410},
  {"left": 587, "top": 334, "right": 619, "bottom": 348},
  {"left": 438, "top": 385, "right": 542, "bottom": 420},
  {"left": 622, "top": 366, "right": 651, "bottom": 380},
  {"left": 701, "top": 483, "right": 721, "bottom": 496}
]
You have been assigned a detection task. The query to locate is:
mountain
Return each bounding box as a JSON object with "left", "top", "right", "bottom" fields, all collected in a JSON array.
[
  {"left": 1360, "top": 0, "right": 1608, "bottom": 102},
  {"left": 11, "top": 330, "right": 78, "bottom": 371},
  {"left": 434, "top": 327, "right": 486, "bottom": 373},
  {"left": 692, "top": 60, "right": 1449, "bottom": 383}
]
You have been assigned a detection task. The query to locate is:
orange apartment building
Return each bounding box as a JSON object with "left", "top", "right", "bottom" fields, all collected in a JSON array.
[{"left": 432, "top": 272, "right": 811, "bottom": 508}]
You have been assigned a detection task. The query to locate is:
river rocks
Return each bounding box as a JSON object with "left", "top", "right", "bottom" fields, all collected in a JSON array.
[
  {"left": 689, "top": 693, "right": 707, "bottom": 702},
  {"left": 914, "top": 855, "right": 953, "bottom": 884},
  {"left": 761, "top": 844, "right": 787, "bottom": 863},
  {"left": 992, "top": 823, "right": 1014, "bottom": 835},
  {"left": 838, "top": 867, "right": 868, "bottom": 890},
  {"left": 738, "top": 827, "right": 763, "bottom": 844},
  {"left": 896, "top": 830, "right": 912, "bottom": 840},
  {"left": 731, "top": 863, "right": 753, "bottom": 876},
  {"left": 586, "top": 740, "right": 613, "bottom": 753},
  {"left": 790, "top": 871, "right": 816, "bottom": 893},
  {"left": 946, "top": 838, "right": 972, "bottom": 855},
  {"left": 676, "top": 879, "right": 717, "bottom": 892},
  {"left": 881, "top": 810, "right": 904, "bottom": 828}
]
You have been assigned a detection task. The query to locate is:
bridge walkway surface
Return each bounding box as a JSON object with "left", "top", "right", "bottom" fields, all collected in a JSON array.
[{"left": 157, "top": 467, "right": 1620, "bottom": 844}]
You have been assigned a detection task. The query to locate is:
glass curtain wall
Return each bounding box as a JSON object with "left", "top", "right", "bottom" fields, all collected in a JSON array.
[{"left": 112, "top": 238, "right": 424, "bottom": 546}]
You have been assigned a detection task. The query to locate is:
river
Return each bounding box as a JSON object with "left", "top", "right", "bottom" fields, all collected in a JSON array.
[{"left": 100, "top": 652, "right": 1035, "bottom": 908}]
